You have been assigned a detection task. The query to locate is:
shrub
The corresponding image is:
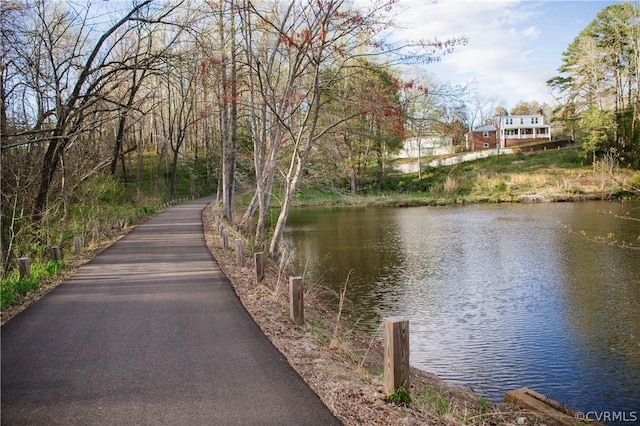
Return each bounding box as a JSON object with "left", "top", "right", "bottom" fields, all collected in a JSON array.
[
  {"left": 443, "top": 177, "right": 459, "bottom": 196},
  {"left": 387, "top": 385, "right": 412, "bottom": 405},
  {"left": 494, "top": 181, "right": 508, "bottom": 192},
  {"left": 0, "top": 260, "right": 65, "bottom": 310}
]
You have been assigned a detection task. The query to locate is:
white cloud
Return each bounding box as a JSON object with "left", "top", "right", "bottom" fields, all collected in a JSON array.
[
  {"left": 360, "top": 0, "right": 555, "bottom": 108},
  {"left": 521, "top": 26, "right": 540, "bottom": 39}
]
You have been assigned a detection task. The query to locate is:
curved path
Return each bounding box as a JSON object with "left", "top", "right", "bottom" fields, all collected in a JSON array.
[{"left": 1, "top": 198, "right": 340, "bottom": 425}]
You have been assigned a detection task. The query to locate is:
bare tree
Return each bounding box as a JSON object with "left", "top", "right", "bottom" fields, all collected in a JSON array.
[
  {"left": 239, "top": 0, "right": 465, "bottom": 258},
  {"left": 1, "top": 1, "right": 163, "bottom": 223}
]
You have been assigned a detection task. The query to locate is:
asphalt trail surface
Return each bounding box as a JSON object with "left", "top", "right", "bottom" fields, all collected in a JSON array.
[{"left": 1, "top": 198, "right": 341, "bottom": 425}]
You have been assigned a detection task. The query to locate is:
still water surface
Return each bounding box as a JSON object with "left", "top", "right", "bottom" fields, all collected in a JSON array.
[{"left": 284, "top": 201, "right": 640, "bottom": 418}]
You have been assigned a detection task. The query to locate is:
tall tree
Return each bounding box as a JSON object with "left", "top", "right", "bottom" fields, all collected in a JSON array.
[
  {"left": 237, "top": 0, "right": 465, "bottom": 258},
  {"left": 215, "top": 0, "right": 239, "bottom": 221},
  {"left": 322, "top": 65, "right": 409, "bottom": 192},
  {"left": 511, "top": 100, "right": 543, "bottom": 116},
  {"left": 0, "top": 0, "right": 181, "bottom": 222},
  {"left": 549, "top": 2, "right": 639, "bottom": 166},
  {"left": 579, "top": 105, "right": 614, "bottom": 162}
]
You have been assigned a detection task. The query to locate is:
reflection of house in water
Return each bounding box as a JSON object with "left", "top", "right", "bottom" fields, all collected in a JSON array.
[
  {"left": 467, "top": 114, "right": 552, "bottom": 151},
  {"left": 396, "top": 136, "right": 453, "bottom": 158}
]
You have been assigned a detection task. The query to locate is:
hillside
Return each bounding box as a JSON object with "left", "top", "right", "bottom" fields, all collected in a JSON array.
[{"left": 293, "top": 148, "right": 640, "bottom": 207}]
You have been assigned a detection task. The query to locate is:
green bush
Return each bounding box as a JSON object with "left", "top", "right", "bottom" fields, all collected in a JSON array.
[
  {"left": 629, "top": 173, "right": 640, "bottom": 191},
  {"left": 560, "top": 149, "right": 586, "bottom": 166},
  {"left": 387, "top": 385, "right": 412, "bottom": 405},
  {"left": 0, "top": 260, "right": 65, "bottom": 310},
  {"left": 0, "top": 284, "right": 17, "bottom": 307},
  {"left": 494, "top": 181, "right": 508, "bottom": 192}
]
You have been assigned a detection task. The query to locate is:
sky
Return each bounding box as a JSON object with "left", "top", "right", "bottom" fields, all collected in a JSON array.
[
  {"left": 94, "top": 0, "right": 624, "bottom": 111},
  {"left": 372, "top": 0, "right": 627, "bottom": 110}
]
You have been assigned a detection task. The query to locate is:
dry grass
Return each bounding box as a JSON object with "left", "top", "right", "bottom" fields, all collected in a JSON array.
[
  {"left": 469, "top": 166, "right": 638, "bottom": 204},
  {"left": 443, "top": 177, "right": 459, "bottom": 196}
]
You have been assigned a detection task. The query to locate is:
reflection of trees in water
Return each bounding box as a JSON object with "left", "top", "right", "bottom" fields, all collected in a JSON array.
[
  {"left": 286, "top": 207, "right": 404, "bottom": 330},
  {"left": 557, "top": 201, "right": 640, "bottom": 412},
  {"left": 286, "top": 202, "right": 640, "bottom": 410}
]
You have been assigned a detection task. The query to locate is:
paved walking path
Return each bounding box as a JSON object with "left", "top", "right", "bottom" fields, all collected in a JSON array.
[{"left": 1, "top": 198, "right": 340, "bottom": 425}]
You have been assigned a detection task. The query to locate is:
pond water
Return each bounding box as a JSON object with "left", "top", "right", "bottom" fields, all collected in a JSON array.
[{"left": 284, "top": 201, "right": 640, "bottom": 420}]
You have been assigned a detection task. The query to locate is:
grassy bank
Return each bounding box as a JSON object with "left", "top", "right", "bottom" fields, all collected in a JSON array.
[{"left": 292, "top": 148, "right": 640, "bottom": 208}]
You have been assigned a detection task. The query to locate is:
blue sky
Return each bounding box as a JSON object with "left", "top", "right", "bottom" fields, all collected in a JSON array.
[
  {"left": 375, "top": 0, "right": 626, "bottom": 110},
  {"left": 93, "top": 0, "right": 624, "bottom": 111}
]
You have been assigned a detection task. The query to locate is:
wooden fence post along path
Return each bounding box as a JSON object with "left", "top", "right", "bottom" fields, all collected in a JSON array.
[
  {"left": 50, "top": 246, "right": 61, "bottom": 262},
  {"left": 254, "top": 252, "right": 264, "bottom": 282},
  {"left": 222, "top": 229, "right": 229, "bottom": 250},
  {"left": 289, "top": 276, "right": 304, "bottom": 324},
  {"left": 18, "top": 258, "right": 30, "bottom": 278},
  {"left": 384, "top": 317, "right": 410, "bottom": 396},
  {"left": 234, "top": 239, "right": 243, "bottom": 266}
]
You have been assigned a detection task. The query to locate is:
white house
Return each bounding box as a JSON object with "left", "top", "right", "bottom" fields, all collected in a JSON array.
[{"left": 498, "top": 114, "right": 551, "bottom": 148}]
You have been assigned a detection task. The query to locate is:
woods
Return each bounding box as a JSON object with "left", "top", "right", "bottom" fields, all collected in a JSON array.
[
  {"left": 1, "top": 0, "right": 464, "bottom": 272},
  {"left": 2, "top": 0, "right": 638, "bottom": 276},
  {"left": 547, "top": 2, "right": 640, "bottom": 167}
]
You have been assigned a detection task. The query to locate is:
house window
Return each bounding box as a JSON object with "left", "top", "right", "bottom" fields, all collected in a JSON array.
[
  {"left": 520, "top": 118, "right": 524, "bottom": 124},
  {"left": 483, "top": 131, "right": 489, "bottom": 138},
  {"left": 532, "top": 117, "right": 539, "bottom": 124},
  {"left": 483, "top": 143, "right": 489, "bottom": 148},
  {"left": 505, "top": 118, "right": 513, "bottom": 125}
]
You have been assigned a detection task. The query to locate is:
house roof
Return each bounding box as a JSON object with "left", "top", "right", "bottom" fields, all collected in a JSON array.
[{"left": 472, "top": 125, "right": 497, "bottom": 132}]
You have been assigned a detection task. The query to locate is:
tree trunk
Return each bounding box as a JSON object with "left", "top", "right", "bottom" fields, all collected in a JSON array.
[
  {"left": 169, "top": 147, "right": 179, "bottom": 202},
  {"left": 33, "top": 135, "right": 64, "bottom": 223},
  {"left": 221, "top": 1, "right": 238, "bottom": 221},
  {"left": 269, "top": 156, "right": 304, "bottom": 259}
]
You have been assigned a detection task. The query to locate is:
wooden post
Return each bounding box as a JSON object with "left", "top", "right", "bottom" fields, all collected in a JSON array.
[
  {"left": 92, "top": 228, "right": 99, "bottom": 245},
  {"left": 384, "top": 317, "right": 410, "bottom": 396},
  {"left": 50, "top": 246, "right": 61, "bottom": 262},
  {"left": 289, "top": 276, "right": 304, "bottom": 324},
  {"left": 234, "top": 239, "right": 244, "bottom": 266},
  {"left": 74, "top": 236, "right": 82, "bottom": 255},
  {"left": 106, "top": 224, "right": 113, "bottom": 237},
  {"left": 254, "top": 252, "right": 264, "bottom": 282},
  {"left": 222, "top": 229, "right": 229, "bottom": 250},
  {"left": 18, "top": 257, "right": 30, "bottom": 278}
]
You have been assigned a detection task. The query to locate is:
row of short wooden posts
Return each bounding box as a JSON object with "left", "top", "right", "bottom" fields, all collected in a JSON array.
[
  {"left": 159, "top": 197, "right": 194, "bottom": 210},
  {"left": 212, "top": 208, "right": 410, "bottom": 398},
  {"left": 17, "top": 220, "right": 126, "bottom": 279},
  {"left": 18, "top": 196, "right": 195, "bottom": 279}
]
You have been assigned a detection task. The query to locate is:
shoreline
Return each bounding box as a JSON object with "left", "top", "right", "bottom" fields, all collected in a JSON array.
[
  {"left": 1, "top": 196, "right": 620, "bottom": 424},
  {"left": 289, "top": 188, "right": 636, "bottom": 210},
  {"left": 202, "top": 204, "right": 572, "bottom": 425}
]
